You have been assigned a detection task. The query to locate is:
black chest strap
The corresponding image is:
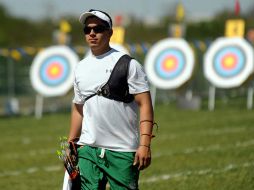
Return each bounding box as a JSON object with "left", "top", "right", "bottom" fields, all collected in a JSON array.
[{"left": 85, "top": 54, "right": 134, "bottom": 103}]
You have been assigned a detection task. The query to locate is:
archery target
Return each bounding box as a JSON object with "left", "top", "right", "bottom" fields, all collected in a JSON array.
[
  {"left": 204, "top": 37, "right": 254, "bottom": 88},
  {"left": 145, "top": 38, "right": 194, "bottom": 89},
  {"left": 30, "top": 46, "right": 79, "bottom": 97}
]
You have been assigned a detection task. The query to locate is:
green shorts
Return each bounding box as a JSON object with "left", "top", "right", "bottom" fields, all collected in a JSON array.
[{"left": 77, "top": 146, "right": 139, "bottom": 190}]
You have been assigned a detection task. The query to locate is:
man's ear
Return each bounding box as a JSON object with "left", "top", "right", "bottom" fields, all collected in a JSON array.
[{"left": 109, "top": 29, "right": 113, "bottom": 37}]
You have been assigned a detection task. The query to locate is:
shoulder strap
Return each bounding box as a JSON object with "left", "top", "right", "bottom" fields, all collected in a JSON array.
[
  {"left": 85, "top": 54, "right": 133, "bottom": 103},
  {"left": 99, "top": 54, "right": 134, "bottom": 103},
  {"left": 105, "top": 54, "right": 132, "bottom": 84}
]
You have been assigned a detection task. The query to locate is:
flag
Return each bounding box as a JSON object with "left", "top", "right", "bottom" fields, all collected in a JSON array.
[
  {"left": 235, "top": 0, "right": 240, "bottom": 16},
  {"left": 176, "top": 2, "right": 185, "bottom": 22}
]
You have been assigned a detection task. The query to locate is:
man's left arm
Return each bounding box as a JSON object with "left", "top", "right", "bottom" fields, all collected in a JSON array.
[{"left": 133, "top": 91, "right": 154, "bottom": 170}]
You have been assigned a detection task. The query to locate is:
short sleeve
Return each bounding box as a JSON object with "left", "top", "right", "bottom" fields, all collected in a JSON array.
[
  {"left": 72, "top": 74, "right": 85, "bottom": 104},
  {"left": 128, "top": 59, "right": 150, "bottom": 94}
]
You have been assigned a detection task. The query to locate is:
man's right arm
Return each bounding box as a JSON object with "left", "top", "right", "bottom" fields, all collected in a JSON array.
[{"left": 68, "top": 103, "right": 83, "bottom": 141}]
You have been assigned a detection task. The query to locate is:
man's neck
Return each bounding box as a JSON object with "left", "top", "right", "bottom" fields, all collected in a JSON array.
[{"left": 91, "top": 46, "right": 111, "bottom": 56}]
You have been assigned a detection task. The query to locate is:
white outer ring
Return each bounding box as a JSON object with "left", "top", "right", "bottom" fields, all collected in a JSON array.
[
  {"left": 144, "top": 38, "right": 194, "bottom": 89},
  {"left": 204, "top": 37, "right": 254, "bottom": 88},
  {"left": 30, "top": 46, "right": 79, "bottom": 97}
]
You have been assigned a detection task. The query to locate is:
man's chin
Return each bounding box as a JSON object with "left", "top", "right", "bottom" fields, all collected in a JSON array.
[{"left": 89, "top": 43, "right": 99, "bottom": 48}]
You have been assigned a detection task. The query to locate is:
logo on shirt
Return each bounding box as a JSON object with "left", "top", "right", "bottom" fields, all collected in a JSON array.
[{"left": 106, "top": 69, "right": 112, "bottom": 73}]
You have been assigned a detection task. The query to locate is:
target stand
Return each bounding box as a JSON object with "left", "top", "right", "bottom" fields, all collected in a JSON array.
[
  {"left": 204, "top": 37, "right": 254, "bottom": 110},
  {"left": 144, "top": 38, "right": 195, "bottom": 107},
  {"left": 30, "top": 46, "right": 79, "bottom": 118}
]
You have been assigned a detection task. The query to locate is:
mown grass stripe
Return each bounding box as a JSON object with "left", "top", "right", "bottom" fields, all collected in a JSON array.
[{"left": 140, "top": 162, "right": 254, "bottom": 183}]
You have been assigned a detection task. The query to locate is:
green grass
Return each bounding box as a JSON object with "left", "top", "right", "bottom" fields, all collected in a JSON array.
[{"left": 0, "top": 105, "right": 254, "bottom": 190}]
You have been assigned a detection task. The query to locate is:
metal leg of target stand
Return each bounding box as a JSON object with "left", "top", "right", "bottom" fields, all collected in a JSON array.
[
  {"left": 208, "top": 85, "right": 215, "bottom": 111},
  {"left": 35, "top": 94, "right": 44, "bottom": 119},
  {"left": 247, "top": 87, "right": 253, "bottom": 110},
  {"left": 150, "top": 85, "right": 157, "bottom": 110}
]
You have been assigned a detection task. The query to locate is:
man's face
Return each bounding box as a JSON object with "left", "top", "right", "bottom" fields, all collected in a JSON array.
[{"left": 84, "top": 17, "right": 112, "bottom": 52}]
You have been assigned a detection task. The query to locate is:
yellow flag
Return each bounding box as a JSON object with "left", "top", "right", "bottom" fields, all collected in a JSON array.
[
  {"left": 169, "top": 24, "right": 185, "bottom": 38},
  {"left": 176, "top": 2, "right": 185, "bottom": 22},
  {"left": 11, "top": 50, "right": 21, "bottom": 60},
  {"left": 225, "top": 19, "right": 245, "bottom": 37},
  {"left": 110, "top": 27, "right": 125, "bottom": 44},
  {"left": 60, "top": 20, "right": 71, "bottom": 33}
]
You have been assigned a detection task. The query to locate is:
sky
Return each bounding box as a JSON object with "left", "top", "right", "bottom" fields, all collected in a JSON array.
[{"left": 0, "top": 0, "right": 253, "bottom": 22}]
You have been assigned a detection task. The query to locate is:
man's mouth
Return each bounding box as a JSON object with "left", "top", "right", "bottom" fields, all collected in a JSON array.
[{"left": 89, "top": 39, "right": 97, "bottom": 44}]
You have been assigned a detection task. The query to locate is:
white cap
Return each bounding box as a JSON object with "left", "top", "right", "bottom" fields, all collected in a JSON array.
[{"left": 79, "top": 10, "right": 112, "bottom": 28}]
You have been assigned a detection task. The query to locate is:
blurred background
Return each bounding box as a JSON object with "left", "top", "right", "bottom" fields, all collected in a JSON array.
[
  {"left": 0, "top": 0, "right": 254, "bottom": 190},
  {"left": 0, "top": 0, "right": 254, "bottom": 115}
]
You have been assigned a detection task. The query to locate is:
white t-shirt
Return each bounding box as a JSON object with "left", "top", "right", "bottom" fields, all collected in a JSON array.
[{"left": 73, "top": 48, "right": 149, "bottom": 152}]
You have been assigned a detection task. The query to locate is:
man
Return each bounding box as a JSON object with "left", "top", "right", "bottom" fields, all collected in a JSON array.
[{"left": 68, "top": 9, "right": 154, "bottom": 190}]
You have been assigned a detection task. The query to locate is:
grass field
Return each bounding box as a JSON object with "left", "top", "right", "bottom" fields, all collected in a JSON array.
[{"left": 0, "top": 104, "right": 254, "bottom": 190}]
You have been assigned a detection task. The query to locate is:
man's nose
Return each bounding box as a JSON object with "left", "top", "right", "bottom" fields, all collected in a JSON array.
[{"left": 89, "top": 29, "right": 96, "bottom": 35}]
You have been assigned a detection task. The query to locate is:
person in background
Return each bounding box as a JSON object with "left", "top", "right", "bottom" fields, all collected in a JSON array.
[{"left": 68, "top": 9, "right": 154, "bottom": 190}]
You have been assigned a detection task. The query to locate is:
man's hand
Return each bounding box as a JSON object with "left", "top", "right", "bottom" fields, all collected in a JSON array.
[{"left": 133, "top": 145, "right": 151, "bottom": 170}]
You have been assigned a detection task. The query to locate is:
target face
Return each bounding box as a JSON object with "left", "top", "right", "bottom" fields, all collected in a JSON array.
[
  {"left": 204, "top": 38, "right": 254, "bottom": 88},
  {"left": 30, "top": 46, "right": 79, "bottom": 97},
  {"left": 145, "top": 38, "right": 194, "bottom": 89}
]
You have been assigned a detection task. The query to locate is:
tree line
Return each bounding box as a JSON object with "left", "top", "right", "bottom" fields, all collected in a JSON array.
[{"left": 0, "top": 4, "right": 254, "bottom": 47}]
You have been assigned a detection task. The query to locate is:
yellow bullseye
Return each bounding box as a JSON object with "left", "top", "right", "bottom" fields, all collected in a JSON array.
[
  {"left": 50, "top": 66, "right": 60, "bottom": 76},
  {"left": 224, "top": 56, "right": 234, "bottom": 67},
  {"left": 165, "top": 59, "right": 174, "bottom": 69},
  {"left": 163, "top": 57, "right": 177, "bottom": 71},
  {"left": 222, "top": 54, "right": 237, "bottom": 69},
  {"left": 47, "top": 63, "right": 63, "bottom": 78}
]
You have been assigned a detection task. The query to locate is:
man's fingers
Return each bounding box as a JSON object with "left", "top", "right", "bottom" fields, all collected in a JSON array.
[
  {"left": 141, "top": 156, "right": 152, "bottom": 170},
  {"left": 143, "top": 158, "right": 147, "bottom": 168},
  {"left": 134, "top": 148, "right": 152, "bottom": 170},
  {"left": 138, "top": 157, "right": 144, "bottom": 170},
  {"left": 133, "top": 153, "right": 139, "bottom": 166},
  {"left": 145, "top": 158, "right": 151, "bottom": 169}
]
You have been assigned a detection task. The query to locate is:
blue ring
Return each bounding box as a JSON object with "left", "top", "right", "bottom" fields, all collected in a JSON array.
[
  {"left": 154, "top": 48, "right": 186, "bottom": 80},
  {"left": 39, "top": 56, "right": 70, "bottom": 86},
  {"left": 213, "top": 46, "right": 245, "bottom": 78}
]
